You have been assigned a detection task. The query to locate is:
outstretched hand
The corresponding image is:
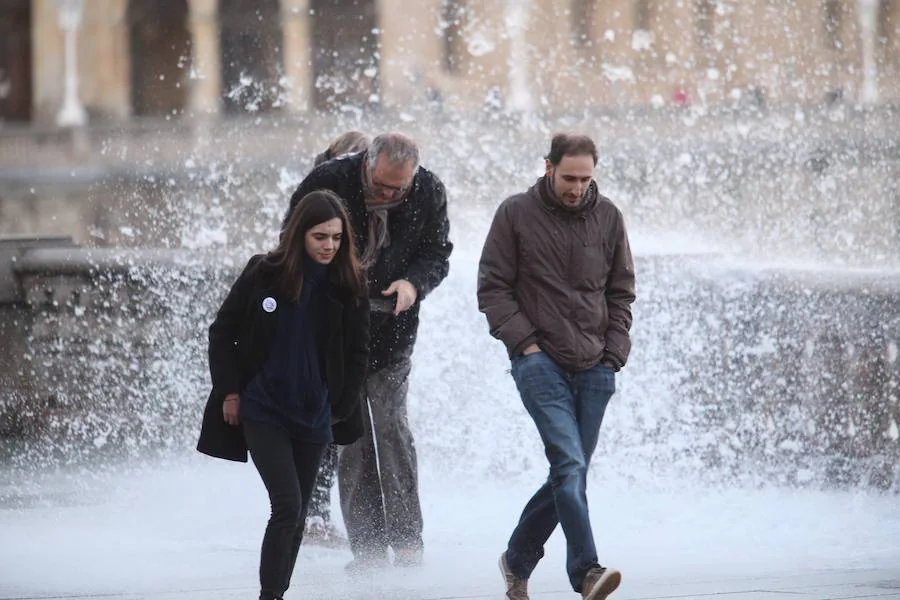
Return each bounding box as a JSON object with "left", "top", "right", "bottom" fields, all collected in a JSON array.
[{"left": 382, "top": 279, "right": 418, "bottom": 315}]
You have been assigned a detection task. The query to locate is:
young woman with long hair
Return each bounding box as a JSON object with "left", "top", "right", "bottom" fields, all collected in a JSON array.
[{"left": 198, "top": 189, "right": 369, "bottom": 600}]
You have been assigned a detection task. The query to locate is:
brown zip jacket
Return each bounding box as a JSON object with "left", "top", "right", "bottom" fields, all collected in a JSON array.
[{"left": 477, "top": 177, "right": 635, "bottom": 372}]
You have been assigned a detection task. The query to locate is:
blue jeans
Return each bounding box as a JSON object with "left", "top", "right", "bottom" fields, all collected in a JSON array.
[{"left": 505, "top": 352, "right": 616, "bottom": 592}]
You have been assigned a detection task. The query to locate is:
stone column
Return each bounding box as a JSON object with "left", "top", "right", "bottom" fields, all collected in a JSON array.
[
  {"left": 278, "top": 0, "right": 313, "bottom": 112},
  {"left": 55, "top": 0, "right": 87, "bottom": 127},
  {"left": 504, "top": 0, "right": 535, "bottom": 113},
  {"left": 857, "top": 0, "right": 879, "bottom": 104},
  {"left": 82, "top": 0, "right": 130, "bottom": 120},
  {"left": 187, "top": 0, "right": 221, "bottom": 115},
  {"left": 377, "top": 0, "right": 410, "bottom": 109},
  {"left": 378, "top": 0, "right": 449, "bottom": 110}
]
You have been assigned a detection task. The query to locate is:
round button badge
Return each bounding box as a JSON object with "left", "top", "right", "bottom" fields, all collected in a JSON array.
[{"left": 262, "top": 297, "right": 277, "bottom": 313}]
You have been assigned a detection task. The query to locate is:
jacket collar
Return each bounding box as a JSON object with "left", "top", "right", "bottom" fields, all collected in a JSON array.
[{"left": 531, "top": 176, "right": 599, "bottom": 217}]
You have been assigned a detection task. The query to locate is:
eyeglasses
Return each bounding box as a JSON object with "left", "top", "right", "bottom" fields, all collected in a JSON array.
[
  {"left": 366, "top": 164, "right": 412, "bottom": 199},
  {"left": 372, "top": 178, "right": 408, "bottom": 195},
  {"left": 370, "top": 176, "right": 410, "bottom": 198}
]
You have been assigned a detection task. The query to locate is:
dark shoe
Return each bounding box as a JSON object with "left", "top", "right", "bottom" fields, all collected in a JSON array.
[
  {"left": 581, "top": 566, "right": 621, "bottom": 600},
  {"left": 499, "top": 551, "right": 529, "bottom": 600},
  {"left": 344, "top": 554, "right": 389, "bottom": 574},
  {"left": 393, "top": 546, "right": 424, "bottom": 567}
]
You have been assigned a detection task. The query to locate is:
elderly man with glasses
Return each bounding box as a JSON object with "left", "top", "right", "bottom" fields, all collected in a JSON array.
[{"left": 283, "top": 132, "right": 453, "bottom": 571}]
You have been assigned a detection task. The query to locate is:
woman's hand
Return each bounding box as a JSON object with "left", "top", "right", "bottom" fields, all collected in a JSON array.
[{"left": 223, "top": 394, "right": 240, "bottom": 426}]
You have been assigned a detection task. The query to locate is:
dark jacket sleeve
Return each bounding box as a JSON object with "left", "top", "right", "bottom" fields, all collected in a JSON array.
[
  {"left": 208, "top": 256, "right": 259, "bottom": 399},
  {"left": 336, "top": 294, "right": 370, "bottom": 421},
  {"left": 404, "top": 179, "right": 453, "bottom": 300},
  {"left": 477, "top": 199, "right": 538, "bottom": 356},
  {"left": 602, "top": 210, "right": 636, "bottom": 369}
]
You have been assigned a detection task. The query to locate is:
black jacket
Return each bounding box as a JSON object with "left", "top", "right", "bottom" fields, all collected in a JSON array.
[
  {"left": 197, "top": 255, "right": 370, "bottom": 462},
  {"left": 284, "top": 151, "right": 452, "bottom": 371}
]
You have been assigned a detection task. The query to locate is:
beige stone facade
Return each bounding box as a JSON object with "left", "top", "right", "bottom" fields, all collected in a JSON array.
[{"left": 0, "top": 0, "right": 898, "bottom": 124}]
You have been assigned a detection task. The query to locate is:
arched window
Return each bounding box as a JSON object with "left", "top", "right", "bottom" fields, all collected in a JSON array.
[
  {"left": 636, "top": 0, "right": 653, "bottom": 31},
  {"left": 0, "top": 0, "right": 32, "bottom": 122},
  {"left": 694, "top": 0, "right": 716, "bottom": 64},
  {"left": 310, "top": 0, "right": 380, "bottom": 110},
  {"left": 822, "top": 0, "right": 843, "bottom": 50},
  {"left": 128, "top": 0, "right": 192, "bottom": 117},
  {"left": 571, "top": 0, "right": 597, "bottom": 49},
  {"left": 219, "top": 0, "right": 284, "bottom": 114},
  {"left": 441, "top": 0, "right": 467, "bottom": 74}
]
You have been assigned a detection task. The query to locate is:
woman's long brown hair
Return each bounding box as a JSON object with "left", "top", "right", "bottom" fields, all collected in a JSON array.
[{"left": 268, "top": 189, "right": 365, "bottom": 302}]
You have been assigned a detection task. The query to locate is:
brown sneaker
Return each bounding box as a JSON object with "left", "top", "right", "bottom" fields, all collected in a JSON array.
[
  {"left": 581, "top": 566, "right": 621, "bottom": 600},
  {"left": 499, "top": 551, "right": 529, "bottom": 600}
]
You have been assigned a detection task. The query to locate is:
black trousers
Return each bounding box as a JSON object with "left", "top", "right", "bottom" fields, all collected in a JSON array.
[
  {"left": 307, "top": 444, "right": 337, "bottom": 522},
  {"left": 244, "top": 419, "right": 327, "bottom": 600}
]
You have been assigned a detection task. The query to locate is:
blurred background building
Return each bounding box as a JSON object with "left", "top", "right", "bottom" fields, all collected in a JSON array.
[
  {"left": 0, "top": 0, "right": 898, "bottom": 126},
  {"left": 0, "top": 0, "right": 898, "bottom": 490}
]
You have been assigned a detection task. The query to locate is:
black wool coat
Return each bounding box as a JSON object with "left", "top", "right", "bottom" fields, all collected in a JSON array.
[
  {"left": 283, "top": 151, "right": 452, "bottom": 371},
  {"left": 197, "top": 255, "right": 370, "bottom": 462}
]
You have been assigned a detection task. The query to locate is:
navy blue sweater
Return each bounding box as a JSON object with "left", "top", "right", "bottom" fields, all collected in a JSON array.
[{"left": 240, "top": 260, "right": 331, "bottom": 443}]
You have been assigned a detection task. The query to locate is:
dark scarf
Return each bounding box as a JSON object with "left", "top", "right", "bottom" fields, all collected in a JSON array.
[{"left": 538, "top": 176, "right": 598, "bottom": 215}]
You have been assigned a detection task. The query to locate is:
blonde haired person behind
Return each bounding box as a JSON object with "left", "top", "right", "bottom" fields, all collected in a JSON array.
[{"left": 313, "top": 130, "right": 370, "bottom": 168}]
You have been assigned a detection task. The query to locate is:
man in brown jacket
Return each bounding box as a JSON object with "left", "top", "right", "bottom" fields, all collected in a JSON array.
[{"left": 477, "top": 133, "right": 635, "bottom": 600}]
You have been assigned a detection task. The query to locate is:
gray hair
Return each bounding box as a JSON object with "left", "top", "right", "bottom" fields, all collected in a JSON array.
[{"left": 368, "top": 132, "right": 420, "bottom": 171}]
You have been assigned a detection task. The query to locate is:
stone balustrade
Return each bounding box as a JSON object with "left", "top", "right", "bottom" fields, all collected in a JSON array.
[
  {"left": 1, "top": 238, "right": 897, "bottom": 488},
  {"left": 630, "top": 255, "right": 900, "bottom": 490},
  {"left": 0, "top": 237, "right": 239, "bottom": 466}
]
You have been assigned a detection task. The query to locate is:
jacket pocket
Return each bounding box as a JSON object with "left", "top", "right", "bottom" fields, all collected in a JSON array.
[{"left": 575, "top": 244, "right": 611, "bottom": 291}]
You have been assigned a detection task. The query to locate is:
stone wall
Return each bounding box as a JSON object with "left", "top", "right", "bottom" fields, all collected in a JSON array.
[
  {"left": 632, "top": 255, "right": 900, "bottom": 489},
  {"left": 0, "top": 240, "right": 236, "bottom": 466},
  {"left": 1, "top": 240, "right": 897, "bottom": 488}
]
